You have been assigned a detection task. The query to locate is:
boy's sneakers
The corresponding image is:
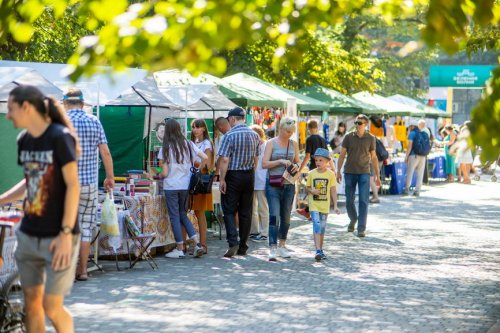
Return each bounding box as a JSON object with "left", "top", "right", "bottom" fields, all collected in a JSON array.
[
  {"left": 165, "top": 249, "right": 185, "bottom": 259},
  {"left": 277, "top": 247, "right": 291, "bottom": 258},
  {"left": 315, "top": 250, "right": 322, "bottom": 261},
  {"left": 320, "top": 250, "right": 327, "bottom": 259},
  {"left": 251, "top": 235, "right": 268, "bottom": 242},
  {"left": 268, "top": 247, "right": 277, "bottom": 261}
]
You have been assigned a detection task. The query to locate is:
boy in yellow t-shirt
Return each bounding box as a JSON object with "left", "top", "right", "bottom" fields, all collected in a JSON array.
[{"left": 306, "top": 148, "right": 341, "bottom": 261}]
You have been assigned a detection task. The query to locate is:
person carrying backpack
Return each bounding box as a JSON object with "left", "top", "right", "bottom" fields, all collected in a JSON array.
[{"left": 403, "top": 119, "right": 431, "bottom": 196}]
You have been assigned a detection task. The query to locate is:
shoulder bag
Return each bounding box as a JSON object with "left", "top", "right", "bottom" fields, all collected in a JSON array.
[
  {"left": 269, "top": 140, "right": 290, "bottom": 187},
  {"left": 187, "top": 141, "right": 214, "bottom": 195}
]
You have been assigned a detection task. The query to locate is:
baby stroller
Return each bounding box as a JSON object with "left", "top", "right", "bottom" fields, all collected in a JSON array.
[{"left": 472, "top": 149, "right": 499, "bottom": 182}]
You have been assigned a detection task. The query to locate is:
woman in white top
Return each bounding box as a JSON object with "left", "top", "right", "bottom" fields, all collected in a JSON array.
[
  {"left": 249, "top": 125, "right": 269, "bottom": 242},
  {"left": 159, "top": 119, "right": 207, "bottom": 258},
  {"left": 190, "top": 119, "right": 214, "bottom": 254}
]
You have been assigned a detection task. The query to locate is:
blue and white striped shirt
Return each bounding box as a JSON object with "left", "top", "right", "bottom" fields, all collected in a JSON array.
[
  {"left": 67, "top": 109, "right": 108, "bottom": 185},
  {"left": 218, "top": 124, "right": 260, "bottom": 171}
]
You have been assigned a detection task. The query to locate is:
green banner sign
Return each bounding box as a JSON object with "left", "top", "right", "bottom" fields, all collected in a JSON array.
[{"left": 429, "top": 65, "right": 495, "bottom": 87}]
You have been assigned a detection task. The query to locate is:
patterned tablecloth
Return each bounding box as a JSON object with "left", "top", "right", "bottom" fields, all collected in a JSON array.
[
  {"left": 0, "top": 227, "right": 17, "bottom": 281},
  {"left": 97, "top": 195, "right": 199, "bottom": 256}
]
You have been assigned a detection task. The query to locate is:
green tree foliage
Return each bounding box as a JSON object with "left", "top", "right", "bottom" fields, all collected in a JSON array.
[
  {"left": 223, "top": 33, "right": 383, "bottom": 94},
  {"left": 0, "top": 6, "right": 91, "bottom": 63}
]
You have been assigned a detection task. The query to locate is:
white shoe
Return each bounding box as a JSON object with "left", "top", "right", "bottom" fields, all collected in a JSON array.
[
  {"left": 268, "top": 247, "right": 277, "bottom": 261},
  {"left": 277, "top": 247, "right": 291, "bottom": 258},
  {"left": 165, "top": 249, "right": 185, "bottom": 258}
]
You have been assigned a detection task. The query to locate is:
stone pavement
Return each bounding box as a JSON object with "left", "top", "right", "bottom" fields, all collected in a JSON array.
[{"left": 53, "top": 178, "right": 499, "bottom": 333}]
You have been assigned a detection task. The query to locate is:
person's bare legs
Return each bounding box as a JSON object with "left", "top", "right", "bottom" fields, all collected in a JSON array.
[
  {"left": 24, "top": 285, "right": 46, "bottom": 333},
  {"left": 44, "top": 293, "right": 74, "bottom": 333},
  {"left": 461, "top": 163, "right": 471, "bottom": 183},
  {"left": 77, "top": 241, "right": 90, "bottom": 278},
  {"left": 369, "top": 176, "right": 379, "bottom": 201},
  {"left": 195, "top": 210, "right": 207, "bottom": 250}
]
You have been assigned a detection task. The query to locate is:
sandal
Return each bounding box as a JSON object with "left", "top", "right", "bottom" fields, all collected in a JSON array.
[
  {"left": 201, "top": 244, "right": 208, "bottom": 255},
  {"left": 369, "top": 198, "right": 380, "bottom": 203},
  {"left": 75, "top": 274, "right": 89, "bottom": 281}
]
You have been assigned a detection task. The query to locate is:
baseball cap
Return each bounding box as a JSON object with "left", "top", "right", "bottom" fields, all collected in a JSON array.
[
  {"left": 227, "top": 106, "right": 246, "bottom": 118},
  {"left": 313, "top": 148, "right": 331, "bottom": 161}
]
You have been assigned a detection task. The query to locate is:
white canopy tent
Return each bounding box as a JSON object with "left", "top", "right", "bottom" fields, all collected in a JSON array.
[{"left": 0, "top": 60, "right": 147, "bottom": 105}]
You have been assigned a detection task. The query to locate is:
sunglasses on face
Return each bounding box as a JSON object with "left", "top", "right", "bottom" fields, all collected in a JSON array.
[
  {"left": 354, "top": 121, "right": 365, "bottom": 125},
  {"left": 284, "top": 119, "right": 296, "bottom": 125},
  {"left": 192, "top": 125, "right": 202, "bottom": 129}
]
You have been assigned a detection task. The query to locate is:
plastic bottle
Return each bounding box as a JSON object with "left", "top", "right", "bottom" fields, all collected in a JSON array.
[{"left": 129, "top": 179, "right": 135, "bottom": 197}]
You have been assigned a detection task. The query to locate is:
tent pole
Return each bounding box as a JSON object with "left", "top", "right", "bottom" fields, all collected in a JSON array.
[{"left": 132, "top": 86, "right": 153, "bottom": 172}]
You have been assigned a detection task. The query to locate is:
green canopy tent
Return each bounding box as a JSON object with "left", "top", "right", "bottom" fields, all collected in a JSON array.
[
  {"left": 387, "top": 94, "right": 448, "bottom": 118},
  {"left": 297, "top": 85, "right": 382, "bottom": 114},
  {"left": 222, "top": 73, "right": 329, "bottom": 112},
  {"left": 0, "top": 67, "right": 64, "bottom": 192},
  {"left": 103, "top": 76, "right": 184, "bottom": 177},
  {"left": 104, "top": 72, "right": 237, "bottom": 178},
  {"left": 352, "top": 92, "right": 421, "bottom": 117}
]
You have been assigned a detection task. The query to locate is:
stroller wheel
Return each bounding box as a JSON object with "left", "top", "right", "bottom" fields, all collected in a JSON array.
[
  {"left": 474, "top": 175, "right": 480, "bottom": 181},
  {"left": 492, "top": 176, "right": 497, "bottom": 182}
]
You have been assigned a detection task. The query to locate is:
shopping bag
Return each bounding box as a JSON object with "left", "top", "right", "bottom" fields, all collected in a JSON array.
[{"left": 100, "top": 192, "right": 120, "bottom": 237}]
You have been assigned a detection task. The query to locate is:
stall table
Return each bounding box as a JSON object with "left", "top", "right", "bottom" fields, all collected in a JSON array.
[
  {"left": 387, "top": 157, "right": 417, "bottom": 194},
  {"left": 427, "top": 153, "right": 446, "bottom": 180},
  {"left": 97, "top": 194, "right": 198, "bottom": 256}
]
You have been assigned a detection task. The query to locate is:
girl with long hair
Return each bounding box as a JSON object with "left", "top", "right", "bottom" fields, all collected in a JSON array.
[
  {"left": 159, "top": 119, "right": 207, "bottom": 258},
  {"left": 190, "top": 119, "right": 214, "bottom": 254},
  {"left": 0, "top": 85, "right": 81, "bottom": 332}
]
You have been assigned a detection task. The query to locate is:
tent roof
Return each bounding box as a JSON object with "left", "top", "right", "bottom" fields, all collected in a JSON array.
[
  {"left": 0, "top": 60, "right": 147, "bottom": 105},
  {"left": 152, "top": 69, "right": 282, "bottom": 107},
  {"left": 105, "top": 76, "right": 181, "bottom": 110},
  {"left": 352, "top": 92, "right": 421, "bottom": 116},
  {"left": 297, "top": 85, "right": 382, "bottom": 114},
  {"left": 387, "top": 94, "right": 447, "bottom": 118},
  {"left": 223, "top": 73, "right": 329, "bottom": 112},
  {"left": 0, "top": 67, "right": 63, "bottom": 103},
  {"left": 154, "top": 70, "right": 237, "bottom": 112}
]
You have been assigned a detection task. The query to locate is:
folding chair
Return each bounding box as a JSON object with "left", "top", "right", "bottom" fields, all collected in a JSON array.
[
  {"left": 87, "top": 222, "right": 104, "bottom": 272},
  {"left": 123, "top": 215, "right": 158, "bottom": 270}
]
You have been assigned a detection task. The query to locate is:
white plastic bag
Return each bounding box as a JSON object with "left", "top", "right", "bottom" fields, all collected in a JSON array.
[{"left": 100, "top": 193, "right": 120, "bottom": 237}]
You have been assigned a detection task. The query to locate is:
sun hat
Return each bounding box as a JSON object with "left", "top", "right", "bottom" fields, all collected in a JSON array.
[{"left": 313, "top": 148, "right": 331, "bottom": 161}]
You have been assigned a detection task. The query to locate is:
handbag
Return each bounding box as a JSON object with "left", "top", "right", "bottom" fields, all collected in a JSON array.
[
  {"left": 269, "top": 140, "right": 290, "bottom": 188},
  {"left": 187, "top": 141, "right": 214, "bottom": 195}
]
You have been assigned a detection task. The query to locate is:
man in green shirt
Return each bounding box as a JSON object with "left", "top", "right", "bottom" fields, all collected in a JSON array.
[{"left": 337, "top": 114, "right": 380, "bottom": 237}]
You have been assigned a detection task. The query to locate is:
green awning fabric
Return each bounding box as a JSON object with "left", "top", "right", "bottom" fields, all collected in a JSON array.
[
  {"left": 98, "top": 106, "right": 146, "bottom": 180},
  {"left": 387, "top": 94, "right": 448, "bottom": 118},
  {"left": 297, "top": 85, "right": 382, "bottom": 114},
  {"left": 0, "top": 114, "right": 23, "bottom": 193},
  {"left": 352, "top": 92, "right": 421, "bottom": 116},
  {"left": 223, "top": 73, "right": 329, "bottom": 112}
]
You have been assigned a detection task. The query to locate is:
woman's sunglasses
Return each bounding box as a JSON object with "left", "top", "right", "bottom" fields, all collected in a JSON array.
[{"left": 354, "top": 121, "right": 365, "bottom": 125}]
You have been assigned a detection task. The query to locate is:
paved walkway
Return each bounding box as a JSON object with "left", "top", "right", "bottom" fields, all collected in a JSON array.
[{"left": 54, "top": 178, "right": 499, "bottom": 332}]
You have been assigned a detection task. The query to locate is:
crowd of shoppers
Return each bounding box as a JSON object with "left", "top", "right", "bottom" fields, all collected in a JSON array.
[{"left": 0, "top": 81, "right": 482, "bottom": 333}]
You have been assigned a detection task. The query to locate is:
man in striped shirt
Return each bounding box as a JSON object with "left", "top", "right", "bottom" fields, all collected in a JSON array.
[
  {"left": 218, "top": 107, "right": 260, "bottom": 257},
  {"left": 64, "top": 88, "right": 114, "bottom": 281}
]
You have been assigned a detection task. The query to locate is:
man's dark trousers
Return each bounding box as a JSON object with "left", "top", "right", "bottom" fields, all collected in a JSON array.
[{"left": 221, "top": 170, "right": 255, "bottom": 250}]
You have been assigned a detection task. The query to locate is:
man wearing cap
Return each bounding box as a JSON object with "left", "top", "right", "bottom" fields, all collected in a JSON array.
[
  {"left": 337, "top": 114, "right": 380, "bottom": 237},
  {"left": 64, "top": 88, "right": 114, "bottom": 280},
  {"left": 218, "top": 107, "right": 260, "bottom": 257}
]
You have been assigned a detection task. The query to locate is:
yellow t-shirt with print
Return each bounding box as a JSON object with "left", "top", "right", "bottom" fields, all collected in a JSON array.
[{"left": 306, "top": 169, "right": 337, "bottom": 214}]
